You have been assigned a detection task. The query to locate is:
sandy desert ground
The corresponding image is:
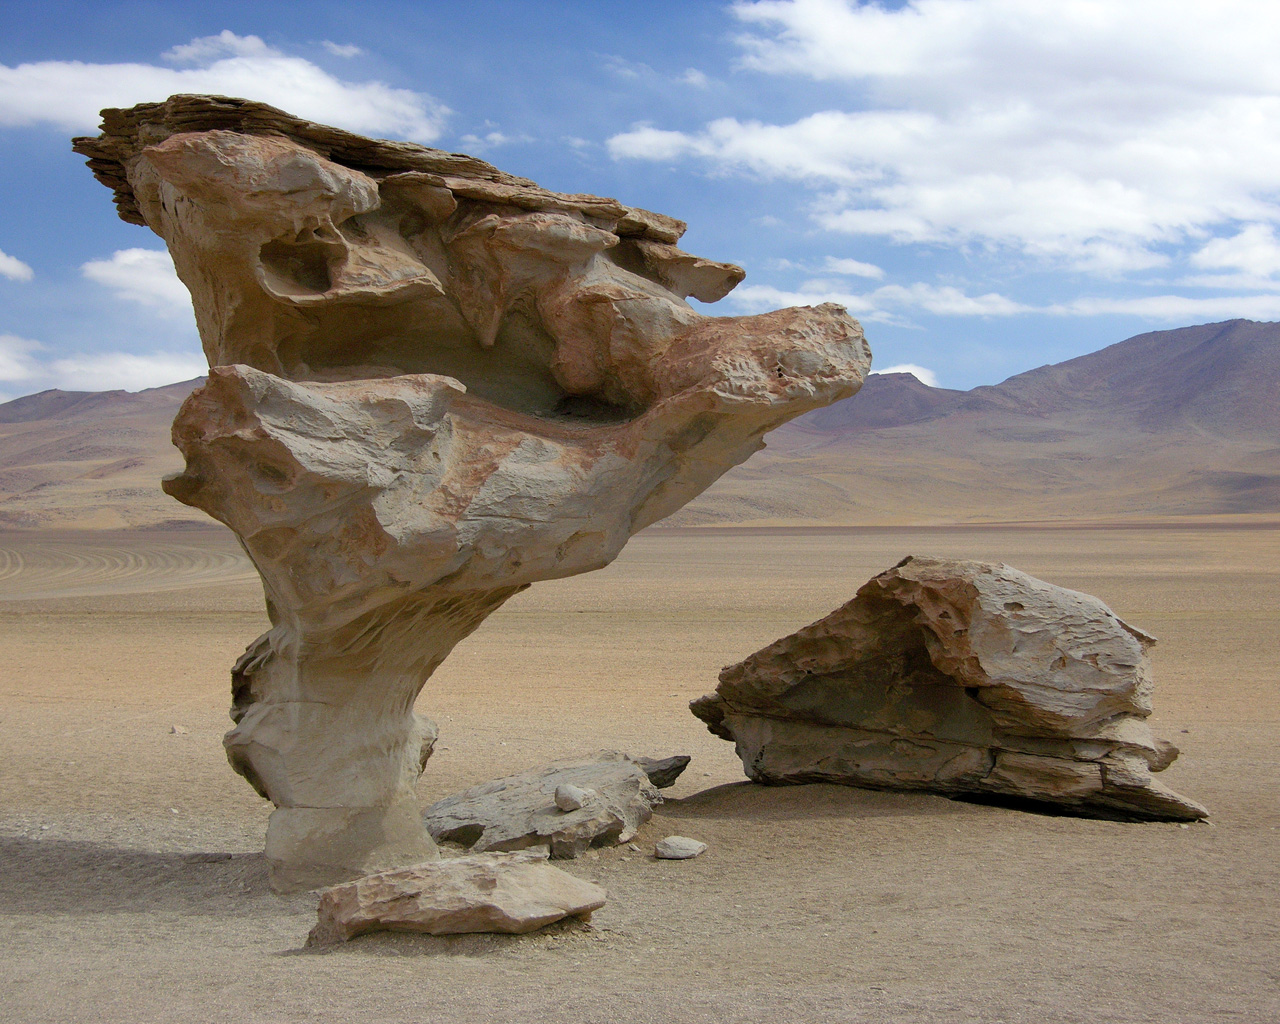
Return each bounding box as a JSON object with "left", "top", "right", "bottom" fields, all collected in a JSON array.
[{"left": 1, "top": 522, "right": 1278, "bottom": 1023}]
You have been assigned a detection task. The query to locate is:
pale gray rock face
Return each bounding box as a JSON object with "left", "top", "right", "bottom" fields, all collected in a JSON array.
[
  {"left": 425, "top": 751, "right": 665, "bottom": 857},
  {"left": 630, "top": 754, "right": 691, "bottom": 789},
  {"left": 553, "top": 783, "right": 594, "bottom": 811},
  {"left": 73, "top": 96, "right": 869, "bottom": 891},
  {"left": 655, "top": 836, "right": 707, "bottom": 860},
  {"left": 692, "top": 556, "right": 1206, "bottom": 821},
  {"left": 306, "top": 848, "right": 606, "bottom": 944}
]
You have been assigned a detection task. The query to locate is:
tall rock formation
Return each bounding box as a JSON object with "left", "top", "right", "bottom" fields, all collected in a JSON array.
[{"left": 73, "top": 95, "right": 870, "bottom": 890}]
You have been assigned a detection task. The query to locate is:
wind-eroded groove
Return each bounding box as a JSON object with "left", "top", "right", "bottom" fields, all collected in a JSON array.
[{"left": 0, "top": 538, "right": 256, "bottom": 600}]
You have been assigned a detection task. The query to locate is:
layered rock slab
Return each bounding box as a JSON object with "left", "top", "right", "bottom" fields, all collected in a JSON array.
[
  {"left": 307, "top": 849, "right": 606, "bottom": 944},
  {"left": 73, "top": 95, "right": 870, "bottom": 891},
  {"left": 692, "top": 556, "right": 1206, "bottom": 821},
  {"left": 424, "top": 751, "right": 672, "bottom": 857}
]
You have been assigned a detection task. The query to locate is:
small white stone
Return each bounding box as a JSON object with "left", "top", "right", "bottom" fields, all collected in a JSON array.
[
  {"left": 170, "top": 725, "right": 189, "bottom": 735},
  {"left": 553, "top": 783, "right": 595, "bottom": 812},
  {"left": 655, "top": 836, "right": 706, "bottom": 860}
]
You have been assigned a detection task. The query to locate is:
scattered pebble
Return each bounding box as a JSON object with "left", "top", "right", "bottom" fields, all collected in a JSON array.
[
  {"left": 655, "top": 836, "right": 706, "bottom": 860},
  {"left": 626, "top": 843, "right": 640, "bottom": 853},
  {"left": 170, "top": 725, "right": 189, "bottom": 735}
]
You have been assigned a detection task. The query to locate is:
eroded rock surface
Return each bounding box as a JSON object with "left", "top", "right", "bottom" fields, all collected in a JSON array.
[
  {"left": 692, "top": 556, "right": 1206, "bottom": 821},
  {"left": 424, "top": 751, "right": 665, "bottom": 857},
  {"left": 307, "top": 849, "right": 605, "bottom": 944},
  {"left": 74, "top": 95, "right": 869, "bottom": 891}
]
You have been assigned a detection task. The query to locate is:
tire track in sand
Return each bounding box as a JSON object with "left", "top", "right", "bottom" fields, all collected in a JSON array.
[{"left": 0, "top": 535, "right": 256, "bottom": 600}]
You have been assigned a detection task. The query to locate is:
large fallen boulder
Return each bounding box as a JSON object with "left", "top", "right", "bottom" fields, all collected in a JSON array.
[
  {"left": 691, "top": 556, "right": 1207, "bottom": 821},
  {"left": 424, "top": 751, "right": 678, "bottom": 856},
  {"left": 307, "top": 849, "right": 606, "bottom": 944}
]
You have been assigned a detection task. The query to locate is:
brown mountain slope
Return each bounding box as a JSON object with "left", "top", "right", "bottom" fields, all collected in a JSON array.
[
  {"left": 1, "top": 320, "right": 1277, "bottom": 528},
  {"left": 0, "top": 380, "right": 203, "bottom": 529},
  {"left": 675, "top": 319, "right": 1280, "bottom": 524}
]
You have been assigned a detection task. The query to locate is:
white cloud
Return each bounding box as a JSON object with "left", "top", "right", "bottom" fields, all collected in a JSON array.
[
  {"left": 0, "top": 333, "right": 205, "bottom": 402},
  {"left": 0, "top": 335, "right": 42, "bottom": 382},
  {"left": 727, "top": 280, "right": 1030, "bottom": 322},
  {"left": 0, "top": 248, "right": 33, "bottom": 282},
  {"left": 610, "top": 0, "right": 1280, "bottom": 275},
  {"left": 322, "top": 41, "right": 364, "bottom": 59},
  {"left": 1049, "top": 293, "right": 1280, "bottom": 320},
  {"left": 872, "top": 363, "right": 939, "bottom": 387},
  {"left": 47, "top": 351, "right": 207, "bottom": 392},
  {"left": 681, "top": 68, "right": 710, "bottom": 88},
  {"left": 823, "top": 256, "right": 883, "bottom": 279},
  {"left": 0, "top": 31, "right": 448, "bottom": 141},
  {"left": 1190, "top": 225, "right": 1280, "bottom": 279},
  {"left": 81, "top": 249, "right": 192, "bottom": 316},
  {"left": 163, "top": 30, "right": 273, "bottom": 64},
  {"left": 727, "top": 275, "right": 1280, "bottom": 322},
  {"left": 458, "top": 129, "right": 533, "bottom": 152}
]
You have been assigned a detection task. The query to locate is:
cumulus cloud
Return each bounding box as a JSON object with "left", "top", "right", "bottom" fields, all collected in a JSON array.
[
  {"left": 0, "top": 248, "right": 33, "bottom": 282},
  {"left": 1186, "top": 225, "right": 1280, "bottom": 288},
  {"left": 0, "top": 335, "right": 41, "bottom": 383},
  {"left": 872, "top": 363, "right": 939, "bottom": 387},
  {"left": 0, "top": 31, "right": 448, "bottom": 141},
  {"left": 81, "top": 249, "right": 192, "bottom": 316},
  {"left": 610, "top": 0, "right": 1280, "bottom": 275}
]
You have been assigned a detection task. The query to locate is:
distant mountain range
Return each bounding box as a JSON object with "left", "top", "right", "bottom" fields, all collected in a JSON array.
[{"left": 1, "top": 320, "right": 1276, "bottom": 529}]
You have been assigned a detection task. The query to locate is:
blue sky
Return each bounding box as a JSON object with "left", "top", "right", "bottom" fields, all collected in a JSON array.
[{"left": 3, "top": 0, "right": 1280, "bottom": 400}]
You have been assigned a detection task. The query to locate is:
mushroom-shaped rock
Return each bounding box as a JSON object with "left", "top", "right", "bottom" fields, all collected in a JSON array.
[
  {"left": 692, "top": 556, "right": 1206, "bottom": 821},
  {"left": 72, "top": 95, "right": 870, "bottom": 891}
]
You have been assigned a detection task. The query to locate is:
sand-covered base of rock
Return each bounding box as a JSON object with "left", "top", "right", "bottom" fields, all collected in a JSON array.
[{"left": 1, "top": 522, "right": 1277, "bottom": 1023}]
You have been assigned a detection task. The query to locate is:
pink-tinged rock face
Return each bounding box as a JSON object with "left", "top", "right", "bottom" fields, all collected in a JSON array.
[{"left": 74, "top": 94, "right": 871, "bottom": 890}]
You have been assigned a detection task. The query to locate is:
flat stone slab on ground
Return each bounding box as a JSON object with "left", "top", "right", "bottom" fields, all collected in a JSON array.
[
  {"left": 307, "top": 849, "right": 606, "bottom": 944},
  {"left": 424, "top": 751, "right": 675, "bottom": 857},
  {"left": 655, "top": 836, "right": 707, "bottom": 860}
]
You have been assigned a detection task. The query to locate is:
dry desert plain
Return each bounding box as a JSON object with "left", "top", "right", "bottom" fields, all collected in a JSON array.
[{"left": 2, "top": 519, "right": 1278, "bottom": 1023}]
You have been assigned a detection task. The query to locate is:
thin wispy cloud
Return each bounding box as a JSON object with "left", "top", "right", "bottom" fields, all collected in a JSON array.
[
  {"left": 0, "top": 332, "right": 203, "bottom": 401},
  {"left": 321, "top": 41, "right": 364, "bottom": 59},
  {"left": 0, "top": 30, "right": 448, "bottom": 141}
]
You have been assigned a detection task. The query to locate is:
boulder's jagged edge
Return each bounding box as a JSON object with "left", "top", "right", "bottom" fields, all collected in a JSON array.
[{"left": 693, "top": 556, "right": 1207, "bottom": 821}]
